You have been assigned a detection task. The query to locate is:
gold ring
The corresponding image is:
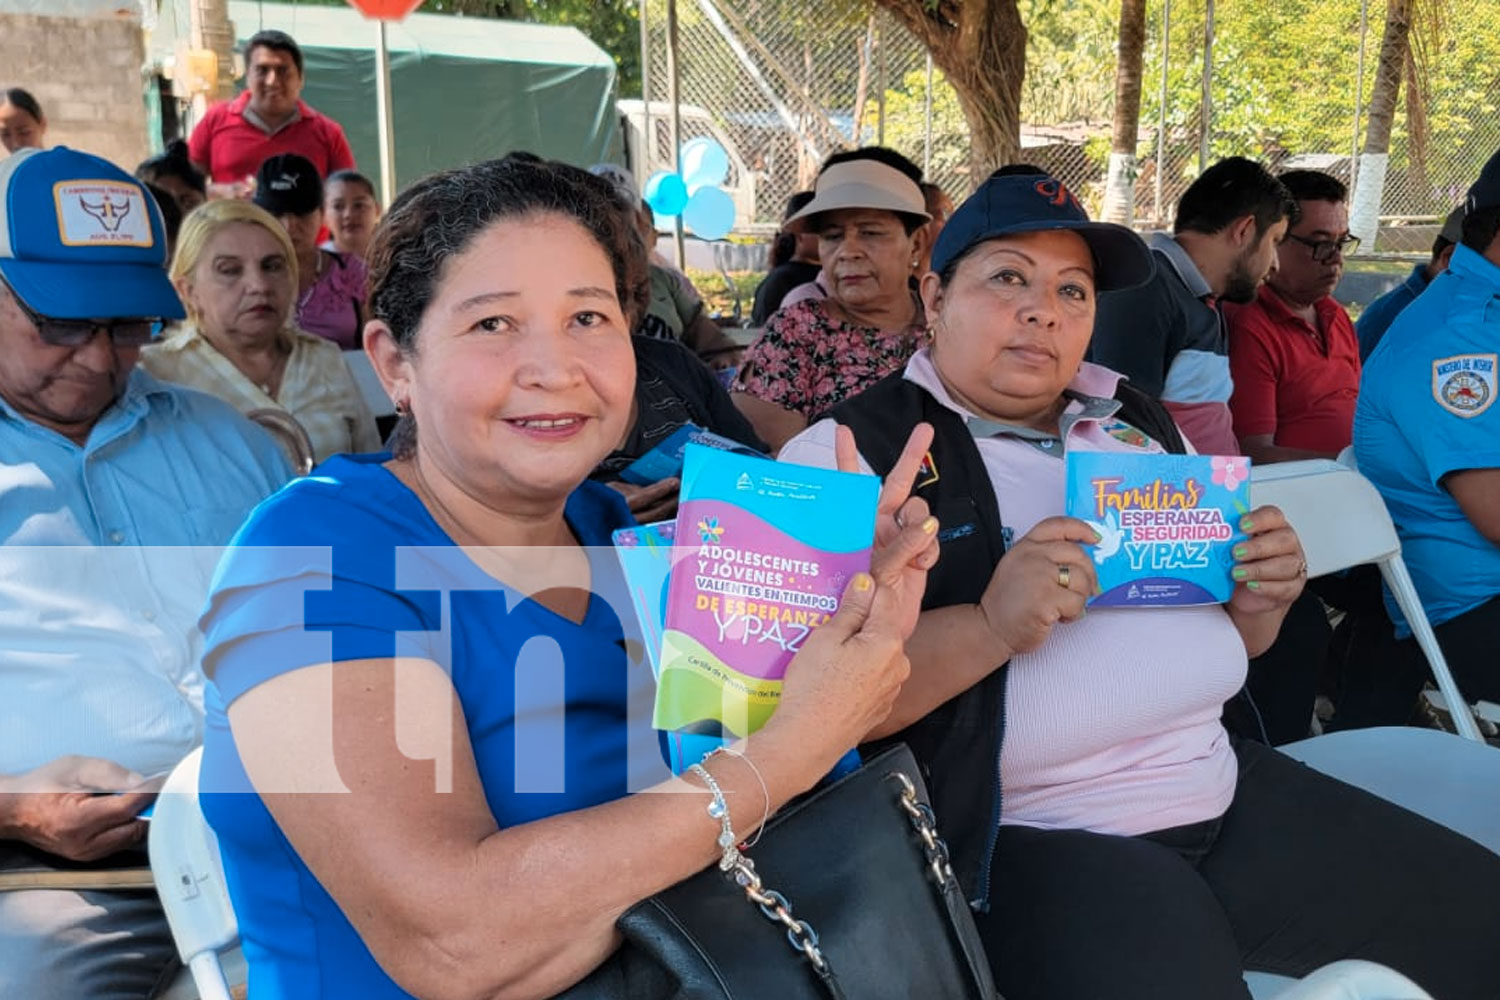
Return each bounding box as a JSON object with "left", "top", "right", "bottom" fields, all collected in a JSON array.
[{"left": 1057, "top": 564, "right": 1071, "bottom": 589}]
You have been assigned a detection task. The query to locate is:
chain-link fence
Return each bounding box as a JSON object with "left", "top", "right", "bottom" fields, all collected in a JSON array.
[
  {"left": 637, "top": 0, "right": 966, "bottom": 232},
  {"left": 1138, "top": 0, "right": 1500, "bottom": 252},
  {"left": 640, "top": 0, "right": 1500, "bottom": 256}
]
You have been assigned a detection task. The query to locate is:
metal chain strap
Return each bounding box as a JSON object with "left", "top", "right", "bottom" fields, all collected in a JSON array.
[
  {"left": 716, "top": 767, "right": 958, "bottom": 980},
  {"left": 724, "top": 852, "right": 831, "bottom": 974},
  {"left": 889, "top": 771, "right": 958, "bottom": 888}
]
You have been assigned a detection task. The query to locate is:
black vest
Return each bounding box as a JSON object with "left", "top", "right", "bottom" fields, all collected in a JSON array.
[{"left": 828, "top": 371, "right": 1184, "bottom": 909}]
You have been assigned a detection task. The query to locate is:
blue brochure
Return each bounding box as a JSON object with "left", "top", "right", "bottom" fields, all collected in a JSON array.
[
  {"left": 617, "top": 423, "right": 762, "bottom": 486},
  {"left": 1066, "top": 451, "right": 1252, "bottom": 607}
]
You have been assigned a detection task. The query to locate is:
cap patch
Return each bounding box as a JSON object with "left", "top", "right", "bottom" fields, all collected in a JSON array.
[
  {"left": 1034, "top": 178, "right": 1081, "bottom": 211},
  {"left": 53, "top": 180, "right": 154, "bottom": 248},
  {"left": 1432, "top": 353, "right": 1496, "bottom": 419}
]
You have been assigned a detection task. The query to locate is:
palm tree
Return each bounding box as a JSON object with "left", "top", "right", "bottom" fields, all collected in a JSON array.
[
  {"left": 1102, "top": 0, "right": 1148, "bottom": 224},
  {"left": 1349, "top": 0, "right": 1414, "bottom": 247}
]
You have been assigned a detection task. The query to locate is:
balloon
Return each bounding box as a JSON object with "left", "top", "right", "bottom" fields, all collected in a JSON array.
[
  {"left": 680, "top": 137, "right": 730, "bottom": 190},
  {"left": 643, "top": 171, "right": 688, "bottom": 217},
  {"left": 682, "top": 186, "right": 736, "bottom": 240}
]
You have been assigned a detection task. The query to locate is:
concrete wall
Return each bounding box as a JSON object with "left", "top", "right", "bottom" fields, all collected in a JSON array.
[{"left": 0, "top": 12, "right": 149, "bottom": 171}]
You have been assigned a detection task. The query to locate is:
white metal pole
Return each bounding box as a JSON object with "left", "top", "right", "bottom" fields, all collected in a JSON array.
[
  {"left": 666, "top": 0, "right": 685, "bottom": 268},
  {"left": 1199, "top": 0, "right": 1213, "bottom": 174},
  {"left": 374, "top": 19, "right": 396, "bottom": 207},
  {"left": 924, "top": 52, "right": 934, "bottom": 175},
  {"left": 639, "top": 0, "right": 652, "bottom": 179},
  {"left": 1155, "top": 0, "right": 1171, "bottom": 226},
  {"left": 1351, "top": 0, "right": 1370, "bottom": 193}
]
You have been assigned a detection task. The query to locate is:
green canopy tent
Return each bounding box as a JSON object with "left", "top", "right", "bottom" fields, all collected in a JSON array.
[{"left": 228, "top": 1, "right": 621, "bottom": 194}]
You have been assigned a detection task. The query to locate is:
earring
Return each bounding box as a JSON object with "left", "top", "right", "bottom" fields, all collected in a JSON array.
[{"left": 394, "top": 397, "right": 410, "bottom": 417}]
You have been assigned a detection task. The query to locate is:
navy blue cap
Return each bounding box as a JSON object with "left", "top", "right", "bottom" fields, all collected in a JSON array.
[
  {"left": 930, "top": 171, "right": 1154, "bottom": 291},
  {"left": 1465, "top": 148, "right": 1500, "bottom": 214}
]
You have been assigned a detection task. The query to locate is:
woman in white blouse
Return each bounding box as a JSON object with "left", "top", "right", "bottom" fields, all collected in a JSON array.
[{"left": 141, "top": 199, "right": 380, "bottom": 467}]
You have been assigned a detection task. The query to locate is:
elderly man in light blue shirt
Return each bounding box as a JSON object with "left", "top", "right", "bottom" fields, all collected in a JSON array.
[{"left": 0, "top": 147, "right": 290, "bottom": 999}]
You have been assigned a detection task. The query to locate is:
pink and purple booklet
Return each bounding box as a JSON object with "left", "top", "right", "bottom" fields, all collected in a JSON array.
[
  {"left": 652, "top": 444, "right": 879, "bottom": 740},
  {"left": 1066, "top": 451, "right": 1251, "bottom": 607}
]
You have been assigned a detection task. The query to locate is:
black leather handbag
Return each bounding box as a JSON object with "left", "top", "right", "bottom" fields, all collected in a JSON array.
[{"left": 559, "top": 743, "right": 1000, "bottom": 1000}]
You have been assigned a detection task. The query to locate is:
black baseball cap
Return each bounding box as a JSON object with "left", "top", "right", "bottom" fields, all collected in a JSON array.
[
  {"left": 930, "top": 170, "right": 1154, "bottom": 291},
  {"left": 253, "top": 153, "right": 323, "bottom": 216}
]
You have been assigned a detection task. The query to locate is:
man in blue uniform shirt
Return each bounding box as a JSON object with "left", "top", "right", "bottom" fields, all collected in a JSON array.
[
  {"left": 1354, "top": 149, "right": 1500, "bottom": 706},
  {"left": 0, "top": 147, "right": 290, "bottom": 998}
]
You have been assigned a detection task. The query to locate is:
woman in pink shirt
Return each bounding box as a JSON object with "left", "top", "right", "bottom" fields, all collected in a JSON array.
[{"left": 780, "top": 167, "right": 1500, "bottom": 1000}]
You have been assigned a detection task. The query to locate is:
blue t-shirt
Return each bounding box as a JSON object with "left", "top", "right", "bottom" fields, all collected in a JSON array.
[
  {"left": 198, "top": 454, "right": 661, "bottom": 999},
  {"left": 1354, "top": 245, "right": 1500, "bottom": 634},
  {"left": 1354, "top": 263, "right": 1429, "bottom": 362}
]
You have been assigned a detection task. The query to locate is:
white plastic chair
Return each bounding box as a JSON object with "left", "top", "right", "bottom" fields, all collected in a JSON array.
[
  {"left": 1249, "top": 960, "right": 1433, "bottom": 999},
  {"left": 1249, "top": 459, "right": 1484, "bottom": 742},
  {"left": 148, "top": 748, "right": 243, "bottom": 1000}
]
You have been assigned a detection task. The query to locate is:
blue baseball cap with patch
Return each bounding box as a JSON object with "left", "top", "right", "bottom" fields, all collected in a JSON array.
[
  {"left": 0, "top": 146, "right": 184, "bottom": 321},
  {"left": 930, "top": 169, "right": 1154, "bottom": 291}
]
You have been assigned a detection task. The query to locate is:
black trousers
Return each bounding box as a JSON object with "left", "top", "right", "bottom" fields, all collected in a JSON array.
[
  {"left": 1333, "top": 590, "right": 1500, "bottom": 730},
  {"left": 1223, "top": 590, "right": 1330, "bottom": 746},
  {"left": 974, "top": 739, "right": 1500, "bottom": 1000}
]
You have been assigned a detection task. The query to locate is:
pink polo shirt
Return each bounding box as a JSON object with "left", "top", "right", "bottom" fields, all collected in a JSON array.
[{"left": 779, "top": 348, "right": 1245, "bottom": 836}]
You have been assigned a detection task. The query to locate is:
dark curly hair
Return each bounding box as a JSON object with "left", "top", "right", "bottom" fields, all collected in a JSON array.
[{"left": 366, "top": 154, "right": 650, "bottom": 457}]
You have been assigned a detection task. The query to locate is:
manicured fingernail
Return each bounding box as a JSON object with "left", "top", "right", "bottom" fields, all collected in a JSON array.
[
  {"left": 1240, "top": 516, "right": 1254, "bottom": 532},
  {"left": 853, "top": 573, "right": 872, "bottom": 591},
  {"left": 1092, "top": 528, "right": 1103, "bottom": 542},
  {"left": 1247, "top": 580, "right": 1262, "bottom": 591},
  {"left": 1233, "top": 545, "right": 1248, "bottom": 560},
  {"left": 1232, "top": 567, "right": 1248, "bottom": 581},
  {"left": 1094, "top": 582, "right": 1103, "bottom": 596},
  {"left": 921, "top": 516, "right": 939, "bottom": 535}
]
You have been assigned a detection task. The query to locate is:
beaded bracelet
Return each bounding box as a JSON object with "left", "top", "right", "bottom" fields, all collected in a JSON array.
[
  {"left": 686, "top": 762, "right": 742, "bottom": 870},
  {"left": 706, "top": 746, "right": 770, "bottom": 848}
]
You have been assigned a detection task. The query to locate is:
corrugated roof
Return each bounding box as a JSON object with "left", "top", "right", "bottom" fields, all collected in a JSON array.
[{"left": 227, "top": 1, "right": 613, "bottom": 67}]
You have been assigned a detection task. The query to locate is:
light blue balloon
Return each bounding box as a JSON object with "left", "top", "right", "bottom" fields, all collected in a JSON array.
[
  {"left": 644, "top": 171, "right": 688, "bottom": 217},
  {"left": 681, "top": 137, "right": 730, "bottom": 191},
  {"left": 682, "top": 186, "right": 736, "bottom": 240}
]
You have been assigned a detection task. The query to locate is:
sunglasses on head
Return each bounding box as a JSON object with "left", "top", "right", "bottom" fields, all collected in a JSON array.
[{"left": 9, "top": 290, "right": 160, "bottom": 348}]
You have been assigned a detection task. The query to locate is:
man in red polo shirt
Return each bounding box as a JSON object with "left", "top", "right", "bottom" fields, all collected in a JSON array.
[
  {"left": 1225, "top": 169, "right": 1362, "bottom": 463},
  {"left": 188, "top": 29, "right": 354, "bottom": 196}
]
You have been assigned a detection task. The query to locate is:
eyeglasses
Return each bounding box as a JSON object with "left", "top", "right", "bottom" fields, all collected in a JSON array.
[
  {"left": 9, "top": 291, "right": 159, "bottom": 348},
  {"left": 1285, "top": 233, "right": 1360, "bottom": 263}
]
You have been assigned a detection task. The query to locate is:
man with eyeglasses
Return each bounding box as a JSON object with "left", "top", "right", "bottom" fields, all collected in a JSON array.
[
  {"left": 1225, "top": 170, "right": 1363, "bottom": 464},
  {"left": 0, "top": 147, "right": 289, "bottom": 998}
]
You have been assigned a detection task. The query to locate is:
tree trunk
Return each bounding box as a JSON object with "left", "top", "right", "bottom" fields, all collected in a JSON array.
[
  {"left": 1349, "top": 0, "right": 1413, "bottom": 248},
  {"left": 1103, "top": 0, "right": 1148, "bottom": 224},
  {"left": 1363, "top": 0, "right": 1413, "bottom": 154},
  {"left": 872, "top": 0, "right": 1026, "bottom": 183}
]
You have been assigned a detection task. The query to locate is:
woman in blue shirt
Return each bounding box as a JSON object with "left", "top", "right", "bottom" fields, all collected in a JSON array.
[{"left": 197, "top": 155, "right": 937, "bottom": 999}]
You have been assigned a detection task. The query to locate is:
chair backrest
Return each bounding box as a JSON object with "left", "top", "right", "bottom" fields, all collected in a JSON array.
[
  {"left": 245, "top": 408, "right": 316, "bottom": 476},
  {"left": 1248, "top": 459, "right": 1400, "bottom": 579},
  {"left": 147, "top": 749, "right": 239, "bottom": 986}
]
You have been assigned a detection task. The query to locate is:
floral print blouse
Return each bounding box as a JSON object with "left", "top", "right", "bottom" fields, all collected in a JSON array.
[{"left": 736, "top": 298, "right": 926, "bottom": 420}]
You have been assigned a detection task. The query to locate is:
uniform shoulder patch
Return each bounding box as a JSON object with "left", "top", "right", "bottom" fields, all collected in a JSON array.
[{"left": 1431, "top": 353, "right": 1497, "bottom": 418}]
